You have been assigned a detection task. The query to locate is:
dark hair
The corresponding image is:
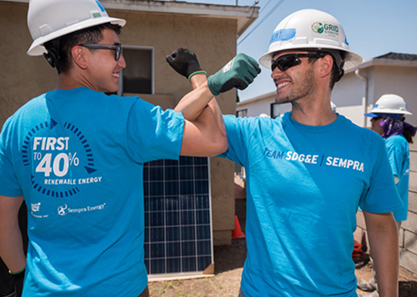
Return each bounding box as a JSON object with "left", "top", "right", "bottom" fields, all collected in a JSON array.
[
  {"left": 308, "top": 50, "right": 345, "bottom": 89},
  {"left": 44, "top": 23, "right": 122, "bottom": 74},
  {"left": 403, "top": 127, "right": 415, "bottom": 144}
]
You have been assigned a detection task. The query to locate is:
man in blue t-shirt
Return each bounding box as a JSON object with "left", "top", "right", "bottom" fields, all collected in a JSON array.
[
  {"left": 172, "top": 8, "right": 402, "bottom": 297},
  {"left": 358, "top": 94, "right": 416, "bottom": 297},
  {"left": 0, "top": 1, "right": 261, "bottom": 296}
]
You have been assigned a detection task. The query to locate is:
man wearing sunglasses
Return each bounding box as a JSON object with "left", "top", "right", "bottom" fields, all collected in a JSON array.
[
  {"left": 171, "top": 8, "right": 402, "bottom": 297},
  {"left": 0, "top": 0, "right": 260, "bottom": 296}
]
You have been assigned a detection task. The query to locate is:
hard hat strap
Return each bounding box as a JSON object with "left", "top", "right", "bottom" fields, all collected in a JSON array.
[{"left": 43, "top": 39, "right": 61, "bottom": 69}]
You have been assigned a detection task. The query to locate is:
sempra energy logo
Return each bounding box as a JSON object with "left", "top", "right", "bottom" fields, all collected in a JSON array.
[{"left": 58, "top": 203, "right": 106, "bottom": 216}]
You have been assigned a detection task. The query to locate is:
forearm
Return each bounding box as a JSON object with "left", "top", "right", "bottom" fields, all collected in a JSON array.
[
  {"left": 0, "top": 225, "right": 26, "bottom": 272},
  {"left": 174, "top": 74, "right": 214, "bottom": 121},
  {"left": 364, "top": 211, "right": 399, "bottom": 297},
  {"left": 177, "top": 74, "right": 227, "bottom": 156},
  {"left": 168, "top": 49, "right": 259, "bottom": 156},
  {"left": 190, "top": 73, "right": 226, "bottom": 139},
  {"left": 0, "top": 195, "right": 26, "bottom": 272}
]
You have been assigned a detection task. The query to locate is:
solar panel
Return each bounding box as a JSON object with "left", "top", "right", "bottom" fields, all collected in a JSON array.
[{"left": 143, "top": 156, "right": 213, "bottom": 277}]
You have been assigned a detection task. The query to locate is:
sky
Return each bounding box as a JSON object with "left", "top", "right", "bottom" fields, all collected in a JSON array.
[{"left": 183, "top": 0, "right": 417, "bottom": 102}]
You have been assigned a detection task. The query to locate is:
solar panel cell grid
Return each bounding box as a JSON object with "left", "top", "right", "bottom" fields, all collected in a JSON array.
[{"left": 144, "top": 156, "right": 213, "bottom": 276}]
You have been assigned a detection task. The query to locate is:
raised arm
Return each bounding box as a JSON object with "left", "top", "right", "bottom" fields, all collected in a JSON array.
[{"left": 166, "top": 48, "right": 260, "bottom": 157}]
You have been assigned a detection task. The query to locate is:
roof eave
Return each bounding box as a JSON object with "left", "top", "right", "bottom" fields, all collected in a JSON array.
[
  {"left": 101, "top": 1, "right": 259, "bottom": 37},
  {"left": 2, "top": 0, "right": 259, "bottom": 37},
  {"left": 347, "top": 58, "right": 417, "bottom": 73}
]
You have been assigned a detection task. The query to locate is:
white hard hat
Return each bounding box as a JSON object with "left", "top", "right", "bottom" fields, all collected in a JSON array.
[
  {"left": 365, "top": 94, "right": 412, "bottom": 117},
  {"left": 27, "top": 0, "right": 126, "bottom": 56},
  {"left": 259, "top": 9, "right": 363, "bottom": 70},
  {"left": 259, "top": 113, "right": 270, "bottom": 118}
]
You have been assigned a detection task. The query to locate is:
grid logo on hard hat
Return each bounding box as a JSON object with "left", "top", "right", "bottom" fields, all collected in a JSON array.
[
  {"left": 311, "top": 22, "right": 339, "bottom": 35},
  {"left": 311, "top": 22, "right": 324, "bottom": 34}
]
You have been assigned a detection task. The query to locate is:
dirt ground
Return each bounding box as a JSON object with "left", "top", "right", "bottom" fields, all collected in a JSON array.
[{"left": 148, "top": 184, "right": 417, "bottom": 297}]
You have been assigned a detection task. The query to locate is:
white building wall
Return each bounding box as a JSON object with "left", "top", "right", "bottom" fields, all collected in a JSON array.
[
  {"left": 237, "top": 98, "right": 271, "bottom": 117},
  {"left": 331, "top": 69, "right": 372, "bottom": 127},
  {"left": 237, "top": 93, "right": 291, "bottom": 118},
  {"left": 372, "top": 66, "right": 417, "bottom": 125},
  {"left": 333, "top": 64, "right": 417, "bottom": 127}
]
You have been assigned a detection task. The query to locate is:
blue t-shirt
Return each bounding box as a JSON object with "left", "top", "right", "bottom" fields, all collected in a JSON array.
[
  {"left": 0, "top": 87, "right": 184, "bottom": 297},
  {"left": 386, "top": 134, "right": 410, "bottom": 221},
  {"left": 219, "top": 112, "right": 402, "bottom": 297}
]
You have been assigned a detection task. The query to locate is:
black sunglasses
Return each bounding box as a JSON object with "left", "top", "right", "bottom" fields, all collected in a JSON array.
[
  {"left": 79, "top": 44, "right": 123, "bottom": 61},
  {"left": 271, "top": 53, "right": 323, "bottom": 72}
]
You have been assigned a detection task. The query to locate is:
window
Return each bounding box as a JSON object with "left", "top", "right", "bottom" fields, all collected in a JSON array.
[
  {"left": 118, "top": 46, "right": 154, "bottom": 95},
  {"left": 236, "top": 109, "right": 248, "bottom": 118}
]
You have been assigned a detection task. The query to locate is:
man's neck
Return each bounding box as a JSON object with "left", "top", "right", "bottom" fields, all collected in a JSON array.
[
  {"left": 291, "top": 106, "right": 338, "bottom": 126},
  {"left": 289, "top": 89, "right": 337, "bottom": 126},
  {"left": 56, "top": 72, "right": 94, "bottom": 91}
]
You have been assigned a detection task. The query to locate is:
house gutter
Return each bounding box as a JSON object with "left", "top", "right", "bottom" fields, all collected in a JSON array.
[{"left": 355, "top": 69, "right": 368, "bottom": 127}]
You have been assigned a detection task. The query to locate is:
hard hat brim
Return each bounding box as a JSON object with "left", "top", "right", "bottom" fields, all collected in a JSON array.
[
  {"left": 366, "top": 109, "right": 412, "bottom": 116},
  {"left": 27, "top": 17, "right": 126, "bottom": 56},
  {"left": 364, "top": 112, "right": 381, "bottom": 118}
]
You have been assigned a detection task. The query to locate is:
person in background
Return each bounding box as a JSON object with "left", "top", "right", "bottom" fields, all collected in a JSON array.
[
  {"left": 358, "top": 94, "right": 416, "bottom": 297},
  {"left": 0, "top": 0, "right": 260, "bottom": 296},
  {"left": 169, "top": 9, "right": 402, "bottom": 297}
]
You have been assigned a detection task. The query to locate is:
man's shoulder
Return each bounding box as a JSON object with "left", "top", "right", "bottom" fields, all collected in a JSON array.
[
  {"left": 7, "top": 93, "right": 48, "bottom": 119},
  {"left": 339, "top": 115, "right": 381, "bottom": 136}
]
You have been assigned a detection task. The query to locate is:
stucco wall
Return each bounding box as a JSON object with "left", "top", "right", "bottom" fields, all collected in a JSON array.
[
  {"left": 0, "top": 2, "right": 237, "bottom": 245},
  {"left": 400, "top": 139, "right": 417, "bottom": 272},
  {"left": 0, "top": 2, "right": 56, "bottom": 125}
]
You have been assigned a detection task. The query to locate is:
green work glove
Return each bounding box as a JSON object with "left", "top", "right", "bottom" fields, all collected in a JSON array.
[
  {"left": 166, "top": 48, "right": 207, "bottom": 80},
  {"left": 207, "top": 53, "right": 261, "bottom": 96}
]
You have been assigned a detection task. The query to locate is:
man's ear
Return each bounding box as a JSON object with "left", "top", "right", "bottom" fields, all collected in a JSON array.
[
  {"left": 72, "top": 46, "right": 88, "bottom": 69},
  {"left": 318, "top": 54, "right": 333, "bottom": 79}
]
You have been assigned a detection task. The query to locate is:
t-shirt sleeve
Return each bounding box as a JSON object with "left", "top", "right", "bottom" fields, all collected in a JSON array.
[
  {"left": 385, "top": 137, "right": 403, "bottom": 178},
  {"left": 359, "top": 136, "right": 403, "bottom": 213},
  {"left": 0, "top": 118, "right": 23, "bottom": 197},
  {"left": 217, "top": 115, "right": 249, "bottom": 166},
  {"left": 126, "top": 99, "right": 184, "bottom": 163}
]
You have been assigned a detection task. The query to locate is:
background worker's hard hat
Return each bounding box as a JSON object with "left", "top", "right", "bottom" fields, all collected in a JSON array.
[
  {"left": 365, "top": 94, "right": 412, "bottom": 117},
  {"left": 27, "top": 0, "right": 126, "bottom": 56},
  {"left": 259, "top": 9, "right": 363, "bottom": 70}
]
